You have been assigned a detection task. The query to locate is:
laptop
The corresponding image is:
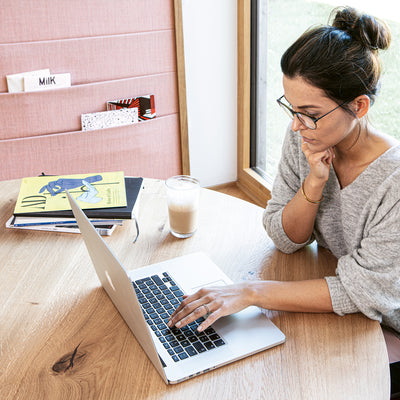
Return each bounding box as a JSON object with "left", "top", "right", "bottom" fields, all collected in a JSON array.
[{"left": 66, "top": 190, "right": 285, "bottom": 384}]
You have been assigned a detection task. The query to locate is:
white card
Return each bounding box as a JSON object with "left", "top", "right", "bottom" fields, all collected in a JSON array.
[
  {"left": 6, "top": 69, "right": 50, "bottom": 93},
  {"left": 24, "top": 73, "right": 71, "bottom": 92},
  {"left": 81, "top": 108, "right": 139, "bottom": 131}
]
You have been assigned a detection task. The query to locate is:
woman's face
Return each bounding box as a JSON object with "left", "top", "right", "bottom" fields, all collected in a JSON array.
[{"left": 282, "top": 75, "right": 358, "bottom": 152}]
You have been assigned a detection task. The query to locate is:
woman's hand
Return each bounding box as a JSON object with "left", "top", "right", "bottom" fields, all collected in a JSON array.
[
  {"left": 301, "top": 139, "right": 334, "bottom": 184},
  {"left": 280, "top": 139, "right": 333, "bottom": 243},
  {"left": 167, "top": 283, "right": 253, "bottom": 332},
  {"left": 167, "top": 280, "right": 333, "bottom": 332}
]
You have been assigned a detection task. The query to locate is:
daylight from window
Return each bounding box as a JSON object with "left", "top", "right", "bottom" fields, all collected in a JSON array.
[{"left": 254, "top": 0, "right": 400, "bottom": 182}]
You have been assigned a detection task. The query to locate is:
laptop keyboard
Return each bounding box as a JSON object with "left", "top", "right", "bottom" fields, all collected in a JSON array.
[{"left": 133, "top": 272, "right": 226, "bottom": 363}]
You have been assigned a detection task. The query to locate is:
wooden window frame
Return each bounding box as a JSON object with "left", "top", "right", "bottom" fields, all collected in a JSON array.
[
  {"left": 175, "top": 0, "right": 272, "bottom": 205},
  {"left": 174, "top": 0, "right": 191, "bottom": 176},
  {"left": 237, "top": 0, "right": 271, "bottom": 207}
]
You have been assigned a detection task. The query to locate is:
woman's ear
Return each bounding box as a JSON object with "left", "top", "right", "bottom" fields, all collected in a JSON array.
[{"left": 351, "top": 95, "right": 370, "bottom": 118}]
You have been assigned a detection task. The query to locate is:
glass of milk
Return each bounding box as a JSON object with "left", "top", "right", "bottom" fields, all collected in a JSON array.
[{"left": 165, "top": 175, "right": 200, "bottom": 238}]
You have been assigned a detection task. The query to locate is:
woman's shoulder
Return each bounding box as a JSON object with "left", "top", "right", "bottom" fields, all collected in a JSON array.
[
  {"left": 364, "top": 131, "right": 400, "bottom": 172},
  {"left": 376, "top": 131, "right": 400, "bottom": 148},
  {"left": 376, "top": 143, "right": 400, "bottom": 170},
  {"left": 365, "top": 142, "right": 400, "bottom": 202},
  {"left": 370, "top": 130, "right": 400, "bottom": 158}
]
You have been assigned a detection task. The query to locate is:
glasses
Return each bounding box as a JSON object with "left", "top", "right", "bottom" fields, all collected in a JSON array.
[{"left": 276, "top": 95, "right": 348, "bottom": 130}]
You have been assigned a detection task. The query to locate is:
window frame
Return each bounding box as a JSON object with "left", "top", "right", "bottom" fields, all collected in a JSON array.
[
  {"left": 174, "top": 0, "right": 191, "bottom": 176},
  {"left": 237, "top": 0, "right": 272, "bottom": 207}
]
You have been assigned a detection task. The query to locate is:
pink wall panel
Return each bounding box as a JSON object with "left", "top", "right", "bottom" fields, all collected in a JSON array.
[
  {"left": 0, "top": 115, "right": 182, "bottom": 180},
  {"left": 0, "top": 31, "right": 177, "bottom": 92},
  {"left": 0, "top": 73, "right": 178, "bottom": 140},
  {"left": 1, "top": 0, "right": 174, "bottom": 44},
  {"left": 0, "top": 0, "right": 182, "bottom": 182}
]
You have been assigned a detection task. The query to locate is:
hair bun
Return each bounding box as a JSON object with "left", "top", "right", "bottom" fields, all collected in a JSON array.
[{"left": 331, "top": 7, "right": 391, "bottom": 51}]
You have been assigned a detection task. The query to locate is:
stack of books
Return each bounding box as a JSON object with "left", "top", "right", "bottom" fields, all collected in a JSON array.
[{"left": 6, "top": 172, "right": 143, "bottom": 236}]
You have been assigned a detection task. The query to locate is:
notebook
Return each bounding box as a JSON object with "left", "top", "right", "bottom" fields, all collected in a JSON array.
[{"left": 66, "top": 190, "right": 285, "bottom": 384}]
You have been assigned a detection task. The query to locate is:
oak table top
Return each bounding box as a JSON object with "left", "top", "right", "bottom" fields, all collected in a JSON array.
[{"left": 0, "top": 178, "right": 390, "bottom": 399}]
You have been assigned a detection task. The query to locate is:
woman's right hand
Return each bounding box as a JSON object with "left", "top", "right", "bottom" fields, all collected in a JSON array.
[
  {"left": 301, "top": 139, "right": 334, "bottom": 184},
  {"left": 167, "top": 283, "right": 254, "bottom": 333},
  {"left": 281, "top": 139, "right": 333, "bottom": 243}
]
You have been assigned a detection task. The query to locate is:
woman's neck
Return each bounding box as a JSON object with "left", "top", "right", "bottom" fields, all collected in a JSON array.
[
  {"left": 332, "top": 124, "right": 398, "bottom": 188},
  {"left": 334, "top": 124, "right": 396, "bottom": 165}
]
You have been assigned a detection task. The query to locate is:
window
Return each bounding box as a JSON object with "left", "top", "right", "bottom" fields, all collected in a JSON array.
[{"left": 238, "top": 0, "right": 400, "bottom": 206}]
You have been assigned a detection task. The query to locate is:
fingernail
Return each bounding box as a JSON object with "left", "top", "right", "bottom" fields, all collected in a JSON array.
[
  {"left": 167, "top": 321, "right": 172, "bottom": 327},
  {"left": 197, "top": 325, "right": 203, "bottom": 332},
  {"left": 175, "top": 321, "right": 181, "bottom": 328}
]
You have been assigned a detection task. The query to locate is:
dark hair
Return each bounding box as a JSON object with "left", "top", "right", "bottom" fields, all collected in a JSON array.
[{"left": 281, "top": 7, "right": 391, "bottom": 108}]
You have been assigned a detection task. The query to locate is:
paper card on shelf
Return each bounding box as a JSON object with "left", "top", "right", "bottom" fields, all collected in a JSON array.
[
  {"left": 23, "top": 73, "right": 71, "bottom": 92},
  {"left": 81, "top": 108, "right": 139, "bottom": 131},
  {"left": 107, "top": 94, "right": 156, "bottom": 121},
  {"left": 6, "top": 69, "right": 51, "bottom": 93},
  {"left": 14, "top": 171, "right": 127, "bottom": 214}
]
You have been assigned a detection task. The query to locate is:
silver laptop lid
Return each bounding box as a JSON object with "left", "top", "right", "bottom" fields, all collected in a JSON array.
[{"left": 65, "top": 190, "right": 167, "bottom": 382}]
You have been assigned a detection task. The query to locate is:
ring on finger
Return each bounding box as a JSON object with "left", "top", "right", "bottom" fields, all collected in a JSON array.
[{"left": 203, "top": 304, "right": 210, "bottom": 315}]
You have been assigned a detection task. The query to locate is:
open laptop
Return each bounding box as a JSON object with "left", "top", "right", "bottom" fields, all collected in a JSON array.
[{"left": 66, "top": 190, "right": 285, "bottom": 384}]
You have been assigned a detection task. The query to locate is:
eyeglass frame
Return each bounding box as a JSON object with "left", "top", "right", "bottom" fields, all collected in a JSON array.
[{"left": 276, "top": 95, "right": 349, "bottom": 130}]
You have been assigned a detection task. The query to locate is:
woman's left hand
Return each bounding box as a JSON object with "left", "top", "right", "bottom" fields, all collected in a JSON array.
[{"left": 167, "top": 283, "right": 253, "bottom": 332}]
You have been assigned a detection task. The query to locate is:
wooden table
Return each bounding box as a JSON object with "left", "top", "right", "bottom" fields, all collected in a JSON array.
[{"left": 0, "top": 179, "right": 390, "bottom": 399}]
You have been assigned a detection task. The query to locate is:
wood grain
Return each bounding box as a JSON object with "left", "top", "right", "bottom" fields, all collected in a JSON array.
[
  {"left": 208, "top": 181, "right": 258, "bottom": 205},
  {"left": 237, "top": 0, "right": 273, "bottom": 207},
  {"left": 173, "top": 0, "right": 191, "bottom": 176},
  {"left": 0, "top": 179, "right": 390, "bottom": 399}
]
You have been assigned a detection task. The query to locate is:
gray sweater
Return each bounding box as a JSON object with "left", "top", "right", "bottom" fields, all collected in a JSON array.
[{"left": 263, "top": 127, "right": 400, "bottom": 333}]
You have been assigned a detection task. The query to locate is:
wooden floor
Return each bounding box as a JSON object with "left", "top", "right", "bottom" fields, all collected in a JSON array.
[{"left": 210, "top": 183, "right": 259, "bottom": 206}]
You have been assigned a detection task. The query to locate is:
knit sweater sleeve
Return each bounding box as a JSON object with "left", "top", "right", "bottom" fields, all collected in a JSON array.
[
  {"left": 263, "top": 127, "right": 314, "bottom": 253},
  {"left": 326, "top": 174, "right": 400, "bottom": 332}
]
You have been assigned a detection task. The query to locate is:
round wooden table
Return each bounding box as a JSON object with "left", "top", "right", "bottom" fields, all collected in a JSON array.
[{"left": 0, "top": 178, "right": 390, "bottom": 399}]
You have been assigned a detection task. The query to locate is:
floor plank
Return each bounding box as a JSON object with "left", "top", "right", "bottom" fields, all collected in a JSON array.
[{"left": 210, "top": 183, "right": 258, "bottom": 206}]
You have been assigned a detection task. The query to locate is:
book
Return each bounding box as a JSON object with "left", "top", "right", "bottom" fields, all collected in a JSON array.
[
  {"left": 10, "top": 216, "right": 123, "bottom": 227},
  {"left": 5, "top": 216, "right": 117, "bottom": 236},
  {"left": 81, "top": 108, "right": 138, "bottom": 131},
  {"left": 14, "top": 177, "right": 143, "bottom": 219},
  {"left": 14, "top": 171, "right": 127, "bottom": 215},
  {"left": 107, "top": 95, "right": 156, "bottom": 121}
]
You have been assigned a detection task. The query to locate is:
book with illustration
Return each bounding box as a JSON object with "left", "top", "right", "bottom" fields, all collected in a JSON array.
[
  {"left": 14, "top": 176, "right": 143, "bottom": 219},
  {"left": 107, "top": 94, "right": 156, "bottom": 121},
  {"left": 14, "top": 171, "right": 127, "bottom": 214}
]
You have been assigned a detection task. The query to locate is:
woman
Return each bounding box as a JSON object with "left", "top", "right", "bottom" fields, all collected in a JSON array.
[{"left": 168, "top": 7, "right": 399, "bottom": 358}]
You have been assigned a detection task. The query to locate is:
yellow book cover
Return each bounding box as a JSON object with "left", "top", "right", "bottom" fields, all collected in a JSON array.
[{"left": 14, "top": 171, "right": 127, "bottom": 214}]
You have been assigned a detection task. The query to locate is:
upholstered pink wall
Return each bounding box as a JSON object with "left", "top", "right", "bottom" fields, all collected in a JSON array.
[
  {"left": 0, "top": 1, "right": 174, "bottom": 44},
  {"left": 0, "top": 32, "right": 176, "bottom": 93},
  {"left": 1, "top": 116, "right": 181, "bottom": 179},
  {"left": 0, "top": 0, "right": 182, "bottom": 180},
  {"left": 1, "top": 74, "right": 178, "bottom": 139}
]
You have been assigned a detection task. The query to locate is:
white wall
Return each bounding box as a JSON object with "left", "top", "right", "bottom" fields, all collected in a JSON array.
[{"left": 182, "top": 0, "right": 237, "bottom": 188}]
